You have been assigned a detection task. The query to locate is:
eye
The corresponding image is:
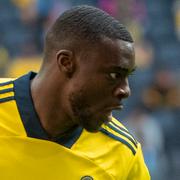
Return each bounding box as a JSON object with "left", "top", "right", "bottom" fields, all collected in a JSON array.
[{"left": 109, "top": 72, "right": 121, "bottom": 80}]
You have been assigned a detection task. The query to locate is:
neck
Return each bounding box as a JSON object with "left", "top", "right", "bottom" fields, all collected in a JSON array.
[{"left": 30, "top": 73, "right": 76, "bottom": 139}]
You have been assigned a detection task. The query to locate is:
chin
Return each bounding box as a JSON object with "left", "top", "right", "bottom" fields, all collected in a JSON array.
[
  {"left": 81, "top": 120, "right": 102, "bottom": 133},
  {"left": 83, "top": 115, "right": 110, "bottom": 133},
  {"left": 84, "top": 126, "right": 100, "bottom": 133}
]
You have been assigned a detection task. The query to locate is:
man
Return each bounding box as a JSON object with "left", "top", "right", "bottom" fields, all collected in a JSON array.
[{"left": 0, "top": 5, "right": 150, "bottom": 180}]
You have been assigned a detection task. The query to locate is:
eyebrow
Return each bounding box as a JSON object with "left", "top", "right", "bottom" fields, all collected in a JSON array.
[{"left": 108, "top": 66, "right": 137, "bottom": 76}]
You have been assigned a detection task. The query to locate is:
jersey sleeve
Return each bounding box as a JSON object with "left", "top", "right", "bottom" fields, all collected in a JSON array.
[{"left": 126, "top": 143, "right": 150, "bottom": 180}]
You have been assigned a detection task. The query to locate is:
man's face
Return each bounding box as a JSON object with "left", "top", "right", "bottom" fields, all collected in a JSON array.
[{"left": 67, "top": 38, "right": 135, "bottom": 132}]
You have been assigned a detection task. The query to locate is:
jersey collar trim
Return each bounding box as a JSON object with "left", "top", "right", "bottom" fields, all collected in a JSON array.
[{"left": 13, "top": 71, "right": 83, "bottom": 148}]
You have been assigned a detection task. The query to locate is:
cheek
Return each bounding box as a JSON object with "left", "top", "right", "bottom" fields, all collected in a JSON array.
[
  {"left": 71, "top": 74, "right": 113, "bottom": 106},
  {"left": 84, "top": 81, "right": 112, "bottom": 105}
]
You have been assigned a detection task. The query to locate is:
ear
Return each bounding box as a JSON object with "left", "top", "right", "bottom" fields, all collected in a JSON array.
[{"left": 56, "top": 49, "right": 75, "bottom": 77}]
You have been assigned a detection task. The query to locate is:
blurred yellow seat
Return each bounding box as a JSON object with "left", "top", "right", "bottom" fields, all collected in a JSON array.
[{"left": 6, "top": 56, "right": 41, "bottom": 78}]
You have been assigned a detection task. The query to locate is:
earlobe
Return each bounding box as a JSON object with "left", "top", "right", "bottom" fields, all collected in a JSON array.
[{"left": 56, "top": 49, "right": 75, "bottom": 77}]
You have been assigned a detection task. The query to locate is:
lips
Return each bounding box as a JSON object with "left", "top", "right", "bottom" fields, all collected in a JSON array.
[{"left": 105, "top": 104, "right": 124, "bottom": 111}]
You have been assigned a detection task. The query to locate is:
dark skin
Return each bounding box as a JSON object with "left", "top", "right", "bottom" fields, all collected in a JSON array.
[{"left": 31, "top": 37, "right": 135, "bottom": 139}]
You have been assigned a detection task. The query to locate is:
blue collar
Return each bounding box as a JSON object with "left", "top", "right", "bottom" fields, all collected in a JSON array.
[{"left": 14, "top": 72, "right": 83, "bottom": 148}]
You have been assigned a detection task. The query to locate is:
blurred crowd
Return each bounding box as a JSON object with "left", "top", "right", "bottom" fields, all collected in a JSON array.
[{"left": 0, "top": 0, "right": 179, "bottom": 180}]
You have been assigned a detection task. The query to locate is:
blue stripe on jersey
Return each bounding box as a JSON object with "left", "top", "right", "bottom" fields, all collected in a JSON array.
[
  {"left": 100, "top": 128, "right": 136, "bottom": 155},
  {"left": 107, "top": 123, "right": 137, "bottom": 147},
  {"left": 0, "top": 96, "right": 15, "bottom": 103},
  {"left": 110, "top": 120, "right": 137, "bottom": 144},
  {"left": 0, "top": 81, "right": 13, "bottom": 86},
  {"left": 0, "top": 88, "right": 14, "bottom": 94}
]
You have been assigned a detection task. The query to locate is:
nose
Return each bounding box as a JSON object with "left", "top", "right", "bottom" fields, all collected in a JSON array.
[{"left": 113, "top": 79, "right": 131, "bottom": 99}]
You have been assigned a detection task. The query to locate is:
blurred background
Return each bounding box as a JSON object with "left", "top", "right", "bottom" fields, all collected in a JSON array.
[{"left": 0, "top": 0, "right": 179, "bottom": 179}]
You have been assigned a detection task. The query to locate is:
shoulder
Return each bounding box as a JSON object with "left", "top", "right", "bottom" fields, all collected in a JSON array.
[
  {"left": 0, "top": 78, "right": 27, "bottom": 136},
  {"left": 0, "top": 78, "right": 15, "bottom": 103},
  {"left": 100, "top": 117, "right": 138, "bottom": 155}
]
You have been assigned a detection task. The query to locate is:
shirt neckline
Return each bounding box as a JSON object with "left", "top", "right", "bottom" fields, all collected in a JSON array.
[{"left": 13, "top": 72, "right": 83, "bottom": 148}]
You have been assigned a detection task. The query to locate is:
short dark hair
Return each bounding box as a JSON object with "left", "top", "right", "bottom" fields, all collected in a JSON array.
[{"left": 44, "top": 5, "right": 133, "bottom": 58}]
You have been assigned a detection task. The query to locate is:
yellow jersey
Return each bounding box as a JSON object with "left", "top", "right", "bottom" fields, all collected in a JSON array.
[{"left": 0, "top": 72, "right": 150, "bottom": 180}]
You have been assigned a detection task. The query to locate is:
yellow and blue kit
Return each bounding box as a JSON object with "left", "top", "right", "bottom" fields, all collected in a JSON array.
[{"left": 0, "top": 72, "right": 150, "bottom": 180}]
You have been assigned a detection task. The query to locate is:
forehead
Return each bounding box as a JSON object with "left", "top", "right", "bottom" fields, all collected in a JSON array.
[
  {"left": 77, "top": 38, "right": 135, "bottom": 74},
  {"left": 96, "top": 38, "right": 135, "bottom": 70}
]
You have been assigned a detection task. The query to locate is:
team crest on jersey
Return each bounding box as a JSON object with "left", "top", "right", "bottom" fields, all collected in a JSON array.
[{"left": 81, "top": 175, "right": 93, "bottom": 180}]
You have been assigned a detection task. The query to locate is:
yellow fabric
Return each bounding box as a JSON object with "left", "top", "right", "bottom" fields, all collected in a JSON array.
[
  {"left": 0, "top": 78, "right": 150, "bottom": 180},
  {"left": 0, "top": 137, "right": 112, "bottom": 179},
  {"left": 0, "top": 80, "right": 25, "bottom": 136}
]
